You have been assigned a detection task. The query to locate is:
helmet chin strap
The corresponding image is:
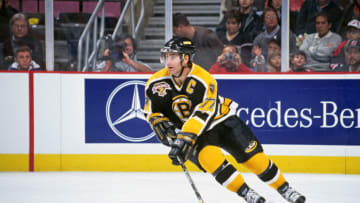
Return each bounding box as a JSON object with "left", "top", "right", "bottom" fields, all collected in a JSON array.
[
  {"left": 173, "top": 65, "right": 186, "bottom": 78},
  {"left": 172, "top": 54, "right": 187, "bottom": 78}
]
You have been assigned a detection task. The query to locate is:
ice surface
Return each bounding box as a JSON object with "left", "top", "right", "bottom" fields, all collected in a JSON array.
[{"left": 0, "top": 172, "right": 359, "bottom": 203}]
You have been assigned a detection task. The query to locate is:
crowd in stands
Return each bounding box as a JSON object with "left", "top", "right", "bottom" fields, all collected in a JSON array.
[
  {"left": 209, "top": 0, "right": 360, "bottom": 73},
  {"left": 1, "top": 0, "right": 360, "bottom": 72}
]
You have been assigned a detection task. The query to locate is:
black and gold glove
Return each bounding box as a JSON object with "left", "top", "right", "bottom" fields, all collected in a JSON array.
[
  {"left": 149, "top": 114, "right": 176, "bottom": 146},
  {"left": 168, "top": 132, "right": 197, "bottom": 165}
]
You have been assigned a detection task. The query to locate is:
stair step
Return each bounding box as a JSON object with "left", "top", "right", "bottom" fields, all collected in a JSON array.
[
  {"left": 135, "top": 0, "right": 221, "bottom": 71},
  {"left": 154, "top": 5, "right": 220, "bottom": 15},
  {"left": 138, "top": 39, "right": 165, "bottom": 49},
  {"left": 156, "top": 0, "right": 220, "bottom": 5},
  {"left": 147, "top": 16, "right": 219, "bottom": 26},
  {"left": 137, "top": 51, "right": 161, "bottom": 59},
  {"left": 143, "top": 27, "right": 216, "bottom": 39}
]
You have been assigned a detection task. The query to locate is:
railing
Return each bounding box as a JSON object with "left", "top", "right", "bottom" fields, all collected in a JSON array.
[
  {"left": 77, "top": 0, "right": 105, "bottom": 71},
  {"left": 77, "top": 0, "right": 145, "bottom": 72}
]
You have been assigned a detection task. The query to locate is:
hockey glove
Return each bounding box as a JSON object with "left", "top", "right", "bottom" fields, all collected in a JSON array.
[
  {"left": 149, "top": 114, "right": 176, "bottom": 146},
  {"left": 168, "top": 132, "right": 197, "bottom": 165}
]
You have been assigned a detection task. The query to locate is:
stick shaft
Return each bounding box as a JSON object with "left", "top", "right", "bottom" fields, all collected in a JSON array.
[{"left": 177, "top": 157, "right": 204, "bottom": 203}]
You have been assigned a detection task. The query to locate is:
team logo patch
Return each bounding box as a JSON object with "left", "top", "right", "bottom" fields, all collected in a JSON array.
[
  {"left": 152, "top": 82, "right": 171, "bottom": 97},
  {"left": 245, "top": 140, "right": 258, "bottom": 153},
  {"left": 172, "top": 95, "right": 192, "bottom": 122}
]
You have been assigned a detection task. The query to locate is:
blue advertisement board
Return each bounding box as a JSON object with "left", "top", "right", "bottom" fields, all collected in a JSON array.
[{"left": 85, "top": 78, "right": 360, "bottom": 145}]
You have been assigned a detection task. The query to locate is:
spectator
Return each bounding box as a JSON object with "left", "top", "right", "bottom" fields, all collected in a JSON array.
[
  {"left": 332, "top": 39, "right": 360, "bottom": 71},
  {"left": 3, "top": 13, "right": 44, "bottom": 69},
  {"left": 266, "top": 0, "right": 299, "bottom": 32},
  {"left": 252, "top": 7, "right": 296, "bottom": 59},
  {"left": 173, "top": 12, "right": 223, "bottom": 70},
  {"left": 251, "top": 36, "right": 281, "bottom": 72},
  {"left": 267, "top": 51, "right": 281, "bottom": 72},
  {"left": 336, "top": 0, "right": 360, "bottom": 36},
  {"left": 216, "top": 9, "right": 251, "bottom": 46},
  {"left": 289, "top": 50, "right": 312, "bottom": 72},
  {"left": 98, "top": 33, "right": 152, "bottom": 72},
  {"left": 331, "top": 19, "right": 360, "bottom": 65},
  {"left": 265, "top": 0, "right": 282, "bottom": 19},
  {"left": 209, "top": 44, "right": 253, "bottom": 73},
  {"left": 344, "top": 39, "right": 360, "bottom": 71},
  {"left": 296, "top": 0, "right": 342, "bottom": 42},
  {"left": 216, "top": 0, "right": 263, "bottom": 43},
  {"left": 300, "top": 12, "right": 342, "bottom": 71},
  {"left": 8, "top": 45, "right": 41, "bottom": 71}
]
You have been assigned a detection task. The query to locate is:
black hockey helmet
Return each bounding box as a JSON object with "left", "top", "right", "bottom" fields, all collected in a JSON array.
[{"left": 160, "top": 37, "right": 196, "bottom": 64}]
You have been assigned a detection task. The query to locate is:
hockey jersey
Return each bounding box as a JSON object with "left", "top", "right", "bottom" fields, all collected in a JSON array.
[{"left": 144, "top": 63, "right": 238, "bottom": 136}]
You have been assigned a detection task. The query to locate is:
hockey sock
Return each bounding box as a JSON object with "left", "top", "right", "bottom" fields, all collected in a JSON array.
[
  {"left": 198, "top": 146, "right": 246, "bottom": 192},
  {"left": 242, "top": 152, "right": 286, "bottom": 190},
  {"left": 236, "top": 183, "right": 250, "bottom": 197}
]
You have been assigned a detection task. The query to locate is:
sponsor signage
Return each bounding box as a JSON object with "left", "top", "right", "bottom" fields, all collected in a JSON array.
[
  {"left": 85, "top": 78, "right": 360, "bottom": 145},
  {"left": 85, "top": 79, "right": 156, "bottom": 143}
]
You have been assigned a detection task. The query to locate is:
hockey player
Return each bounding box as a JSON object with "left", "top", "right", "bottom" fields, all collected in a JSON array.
[{"left": 144, "top": 37, "right": 306, "bottom": 203}]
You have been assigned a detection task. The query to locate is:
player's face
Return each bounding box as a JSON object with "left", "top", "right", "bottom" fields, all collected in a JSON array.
[
  {"left": 163, "top": 53, "right": 182, "bottom": 75},
  {"left": 16, "top": 51, "right": 32, "bottom": 70},
  {"left": 226, "top": 18, "right": 241, "bottom": 35},
  {"left": 12, "top": 19, "right": 28, "bottom": 38}
]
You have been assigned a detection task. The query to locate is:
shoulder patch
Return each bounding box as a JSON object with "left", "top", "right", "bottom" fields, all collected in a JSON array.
[
  {"left": 245, "top": 140, "right": 258, "bottom": 153},
  {"left": 152, "top": 82, "right": 171, "bottom": 97}
]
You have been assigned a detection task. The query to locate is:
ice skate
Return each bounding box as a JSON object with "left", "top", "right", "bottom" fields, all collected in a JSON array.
[
  {"left": 244, "top": 188, "right": 266, "bottom": 203},
  {"left": 278, "top": 183, "right": 306, "bottom": 203}
]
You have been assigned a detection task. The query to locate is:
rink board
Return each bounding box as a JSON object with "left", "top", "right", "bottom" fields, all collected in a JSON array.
[{"left": 0, "top": 72, "right": 360, "bottom": 173}]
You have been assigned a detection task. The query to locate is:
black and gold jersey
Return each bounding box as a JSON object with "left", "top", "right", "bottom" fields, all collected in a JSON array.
[{"left": 144, "top": 64, "right": 238, "bottom": 136}]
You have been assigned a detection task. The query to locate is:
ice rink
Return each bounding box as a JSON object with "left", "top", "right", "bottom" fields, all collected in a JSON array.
[{"left": 0, "top": 172, "right": 359, "bottom": 203}]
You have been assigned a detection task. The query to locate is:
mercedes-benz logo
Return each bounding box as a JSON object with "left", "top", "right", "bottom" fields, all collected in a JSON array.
[{"left": 106, "top": 80, "right": 155, "bottom": 142}]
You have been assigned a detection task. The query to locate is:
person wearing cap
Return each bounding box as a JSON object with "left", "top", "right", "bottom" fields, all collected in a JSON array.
[
  {"left": 333, "top": 19, "right": 360, "bottom": 57},
  {"left": 332, "top": 39, "right": 360, "bottom": 72},
  {"left": 345, "top": 39, "right": 360, "bottom": 71},
  {"left": 300, "top": 11, "right": 342, "bottom": 71},
  {"left": 336, "top": 0, "right": 360, "bottom": 37},
  {"left": 331, "top": 19, "right": 360, "bottom": 66}
]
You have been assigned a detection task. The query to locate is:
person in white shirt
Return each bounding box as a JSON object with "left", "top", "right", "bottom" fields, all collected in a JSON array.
[{"left": 300, "top": 11, "right": 342, "bottom": 71}]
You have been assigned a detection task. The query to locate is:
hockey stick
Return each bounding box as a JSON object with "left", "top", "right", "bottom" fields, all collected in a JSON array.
[{"left": 177, "top": 156, "right": 205, "bottom": 203}]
